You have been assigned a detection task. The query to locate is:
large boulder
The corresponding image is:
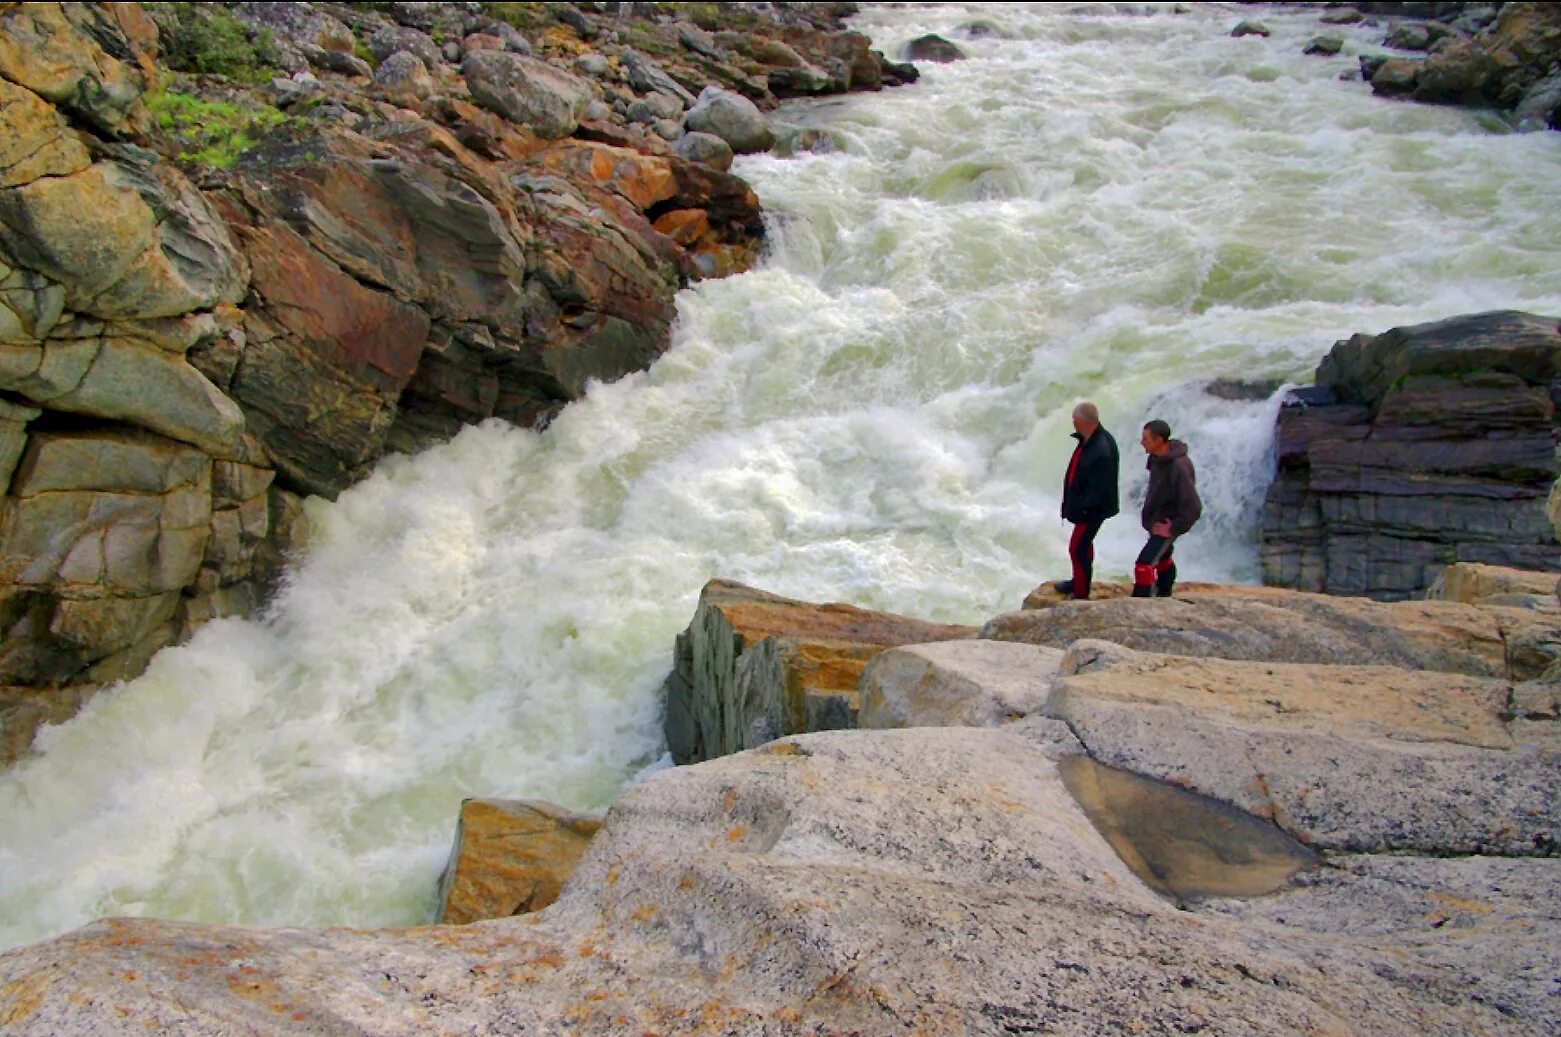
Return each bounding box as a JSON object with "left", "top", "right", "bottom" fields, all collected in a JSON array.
[
  {"left": 1, "top": 722, "right": 1555, "bottom": 1035},
  {"left": 683, "top": 86, "right": 776, "bottom": 154},
  {"left": 1411, "top": 2, "right": 1561, "bottom": 108},
  {"left": 436, "top": 799, "right": 603, "bottom": 925},
  {"left": 661, "top": 579, "right": 976, "bottom": 763},
  {"left": 1262, "top": 311, "right": 1561, "bottom": 600},
  {"left": 462, "top": 50, "right": 594, "bottom": 140}
]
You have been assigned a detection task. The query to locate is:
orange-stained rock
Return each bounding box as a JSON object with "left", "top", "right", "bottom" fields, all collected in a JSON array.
[
  {"left": 0, "top": 2, "right": 152, "bottom": 137},
  {"left": 0, "top": 77, "right": 90, "bottom": 190},
  {"left": 530, "top": 140, "right": 678, "bottom": 211},
  {"left": 652, "top": 208, "right": 712, "bottom": 247},
  {"left": 662, "top": 579, "right": 977, "bottom": 763},
  {"left": 437, "top": 799, "right": 602, "bottom": 925}
]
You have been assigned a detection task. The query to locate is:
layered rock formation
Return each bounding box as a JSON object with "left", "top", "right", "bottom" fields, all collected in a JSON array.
[
  {"left": 661, "top": 579, "right": 976, "bottom": 764},
  {"left": 0, "top": 1, "right": 911, "bottom": 763},
  {"left": 1260, "top": 310, "right": 1561, "bottom": 600},
  {"left": 3, "top": 568, "right": 1557, "bottom": 1034}
]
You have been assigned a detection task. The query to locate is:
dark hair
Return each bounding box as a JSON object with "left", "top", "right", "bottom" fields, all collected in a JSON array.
[{"left": 1143, "top": 419, "right": 1172, "bottom": 441}]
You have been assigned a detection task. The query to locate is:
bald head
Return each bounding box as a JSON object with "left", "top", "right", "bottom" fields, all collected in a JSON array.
[{"left": 1071, "top": 401, "right": 1100, "bottom": 439}]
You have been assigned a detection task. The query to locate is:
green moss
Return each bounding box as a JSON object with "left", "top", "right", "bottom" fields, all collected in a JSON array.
[
  {"left": 162, "top": 4, "right": 283, "bottom": 82},
  {"left": 481, "top": 2, "right": 552, "bottom": 35},
  {"left": 146, "top": 87, "right": 288, "bottom": 168}
]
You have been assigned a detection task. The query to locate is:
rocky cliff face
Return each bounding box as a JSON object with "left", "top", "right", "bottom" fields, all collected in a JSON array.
[
  {"left": 0, "top": 1, "right": 911, "bottom": 763},
  {"left": 1261, "top": 310, "right": 1561, "bottom": 600},
  {"left": 3, "top": 567, "right": 1556, "bottom": 1035}
]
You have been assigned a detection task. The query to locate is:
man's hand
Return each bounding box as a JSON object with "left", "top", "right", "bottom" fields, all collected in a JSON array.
[{"left": 1150, "top": 519, "right": 1172, "bottom": 537}]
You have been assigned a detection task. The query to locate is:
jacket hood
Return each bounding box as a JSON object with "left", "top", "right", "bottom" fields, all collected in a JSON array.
[{"left": 1147, "top": 439, "right": 1188, "bottom": 465}]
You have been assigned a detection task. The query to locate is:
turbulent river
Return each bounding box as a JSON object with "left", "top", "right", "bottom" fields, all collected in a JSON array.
[{"left": 3, "top": 2, "right": 1561, "bottom": 951}]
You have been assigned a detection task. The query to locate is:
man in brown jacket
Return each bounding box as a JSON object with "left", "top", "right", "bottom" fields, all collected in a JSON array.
[{"left": 1132, "top": 419, "right": 1201, "bottom": 598}]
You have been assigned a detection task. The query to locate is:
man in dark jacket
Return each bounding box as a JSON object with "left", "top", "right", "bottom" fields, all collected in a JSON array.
[
  {"left": 1057, "top": 401, "right": 1119, "bottom": 600},
  {"left": 1133, "top": 419, "right": 1201, "bottom": 598}
]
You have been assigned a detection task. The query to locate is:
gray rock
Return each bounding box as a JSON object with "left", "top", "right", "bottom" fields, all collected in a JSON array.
[
  {"left": 232, "top": 2, "right": 354, "bottom": 52},
  {"left": 651, "top": 118, "right": 682, "bottom": 141},
  {"left": 1231, "top": 20, "right": 1272, "bottom": 38},
  {"left": 318, "top": 49, "right": 372, "bottom": 78},
  {"left": 374, "top": 50, "right": 434, "bottom": 98},
  {"left": 1049, "top": 639, "right": 1559, "bottom": 855},
  {"left": 368, "top": 25, "right": 441, "bottom": 70},
  {"left": 859, "top": 639, "right": 1064, "bottom": 729},
  {"left": 683, "top": 86, "right": 775, "bottom": 154},
  {"left": 676, "top": 21, "right": 721, "bottom": 59},
  {"left": 620, "top": 49, "right": 695, "bottom": 107},
  {"left": 575, "top": 52, "right": 609, "bottom": 77},
  {"left": 671, "top": 130, "right": 732, "bottom": 171},
  {"left": 1, "top": 725, "right": 1555, "bottom": 1035},
  {"left": 462, "top": 50, "right": 593, "bottom": 139}
]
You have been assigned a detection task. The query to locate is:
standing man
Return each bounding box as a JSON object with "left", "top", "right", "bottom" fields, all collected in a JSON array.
[
  {"left": 1057, "top": 401, "right": 1119, "bottom": 600},
  {"left": 1133, "top": 419, "right": 1202, "bottom": 598}
]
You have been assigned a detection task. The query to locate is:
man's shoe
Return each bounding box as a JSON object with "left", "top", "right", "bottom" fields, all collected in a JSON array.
[
  {"left": 1130, "top": 584, "right": 1153, "bottom": 598},
  {"left": 1054, "top": 580, "right": 1074, "bottom": 595}
]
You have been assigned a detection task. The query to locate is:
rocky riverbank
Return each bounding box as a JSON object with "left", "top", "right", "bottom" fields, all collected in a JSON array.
[
  {"left": 2, "top": 564, "right": 1557, "bottom": 1034},
  {"left": 0, "top": 1, "right": 912, "bottom": 764}
]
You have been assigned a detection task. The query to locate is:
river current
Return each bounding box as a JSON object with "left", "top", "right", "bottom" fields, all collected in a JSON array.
[{"left": 3, "top": 2, "right": 1560, "bottom": 951}]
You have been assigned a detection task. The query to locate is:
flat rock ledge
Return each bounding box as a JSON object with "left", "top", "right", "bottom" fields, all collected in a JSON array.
[{"left": 2, "top": 567, "right": 1557, "bottom": 1035}]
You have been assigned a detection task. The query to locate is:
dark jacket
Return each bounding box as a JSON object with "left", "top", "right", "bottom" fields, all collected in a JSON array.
[
  {"left": 1061, "top": 426, "right": 1120, "bottom": 525},
  {"left": 1141, "top": 440, "right": 1202, "bottom": 536}
]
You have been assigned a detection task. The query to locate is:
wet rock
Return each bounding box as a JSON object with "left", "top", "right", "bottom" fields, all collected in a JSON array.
[
  {"left": 1412, "top": 2, "right": 1561, "bottom": 109},
  {"left": 1049, "top": 639, "right": 1557, "bottom": 856},
  {"left": 1515, "top": 68, "right": 1561, "bottom": 129},
  {"left": 661, "top": 579, "right": 976, "bottom": 764},
  {"left": 670, "top": 129, "right": 732, "bottom": 171},
  {"left": 683, "top": 86, "right": 775, "bottom": 154},
  {"left": 859, "top": 639, "right": 1063, "bottom": 730},
  {"left": 437, "top": 799, "right": 602, "bottom": 924},
  {"left": 1059, "top": 755, "right": 1319, "bottom": 903},
  {"left": 1386, "top": 22, "right": 1435, "bottom": 51},
  {"left": 1231, "top": 20, "right": 1272, "bottom": 38},
  {"left": 904, "top": 34, "right": 965, "bottom": 63},
  {"left": 1370, "top": 55, "right": 1423, "bottom": 95},
  {"left": 1304, "top": 34, "right": 1346, "bottom": 56},
  {"left": 463, "top": 50, "right": 594, "bottom": 139}
]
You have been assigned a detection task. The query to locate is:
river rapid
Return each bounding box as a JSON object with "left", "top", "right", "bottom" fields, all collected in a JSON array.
[{"left": 3, "top": 1, "right": 1560, "bottom": 951}]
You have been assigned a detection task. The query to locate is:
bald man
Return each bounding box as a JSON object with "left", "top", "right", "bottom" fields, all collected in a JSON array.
[{"left": 1056, "top": 401, "right": 1120, "bottom": 600}]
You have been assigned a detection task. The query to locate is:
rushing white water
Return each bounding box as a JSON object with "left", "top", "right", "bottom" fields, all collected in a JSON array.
[{"left": 3, "top": 2, "right": 1560, "bottom": 951}]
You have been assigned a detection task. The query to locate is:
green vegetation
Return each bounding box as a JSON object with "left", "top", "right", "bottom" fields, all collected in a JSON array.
[
  {"left": 146, "top": 88, "right": 287, "bottom": 168},
  {"left": 161, "top": 4, "right": 283, "bottom": 81},
  {"left": 481, "top": 3, "right": 553, "bottom": 35}
]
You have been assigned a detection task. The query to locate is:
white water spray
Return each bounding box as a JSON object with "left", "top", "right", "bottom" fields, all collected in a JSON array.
[{"left": 3, "top": 2, "right": 1559, "bottom": 951}]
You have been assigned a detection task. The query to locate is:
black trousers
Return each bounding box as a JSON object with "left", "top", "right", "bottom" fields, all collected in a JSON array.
[{"left": 1067, "top": 520, "right": 1103, "bottom": 599}]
